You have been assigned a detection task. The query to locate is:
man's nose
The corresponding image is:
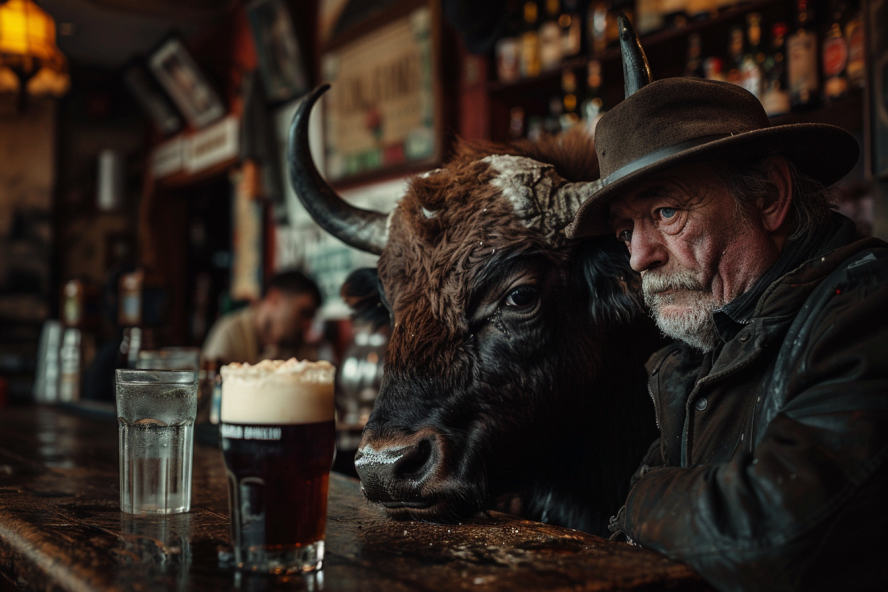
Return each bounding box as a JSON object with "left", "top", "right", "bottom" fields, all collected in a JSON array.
[{"left": 628, "top": 229, "right": 666, "bottom": 272}]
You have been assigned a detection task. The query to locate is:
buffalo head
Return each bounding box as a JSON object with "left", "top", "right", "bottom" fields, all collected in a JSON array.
[{"left": 288, "top": 86, "right": 656, "bottom": 534}]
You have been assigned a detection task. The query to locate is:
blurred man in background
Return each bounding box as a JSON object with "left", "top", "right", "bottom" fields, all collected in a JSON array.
[{"left": 203, "top": 270, "right": 322, "bottom": 364}]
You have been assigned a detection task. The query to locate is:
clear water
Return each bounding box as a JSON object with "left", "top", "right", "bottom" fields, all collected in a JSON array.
[{"left": 119, "top": 419, "right": 194, "bottom": 514}]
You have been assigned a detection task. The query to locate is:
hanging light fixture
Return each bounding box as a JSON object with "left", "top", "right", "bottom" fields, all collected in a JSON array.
[{"left": 0, "top": 0, "right": 70, "bottom": 101}]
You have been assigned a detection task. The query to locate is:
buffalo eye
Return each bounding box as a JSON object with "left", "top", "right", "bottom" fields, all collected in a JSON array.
[{"left": 504, "top": 286, "right": 539, "bottom": 309}]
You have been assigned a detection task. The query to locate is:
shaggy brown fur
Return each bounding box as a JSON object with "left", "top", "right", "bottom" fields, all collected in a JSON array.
[
  {"left": 379, "top": 131, "right": 599, "bottom": 373},
  {"left": 354, "top": 130, "right": 659, "bottom": 536}
]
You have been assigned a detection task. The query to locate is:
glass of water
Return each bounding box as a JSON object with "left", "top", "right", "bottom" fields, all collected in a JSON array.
[{"left": 116, "top": 370, "right": 198, "bottom": 514}]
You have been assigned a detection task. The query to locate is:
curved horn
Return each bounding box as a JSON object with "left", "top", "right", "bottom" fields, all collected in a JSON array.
[
  {"left": 288, "top": 84, "right": 389, "bottom": 255},
  {"left": 618, "top": 14, "right": 652, "bottom": 98}
]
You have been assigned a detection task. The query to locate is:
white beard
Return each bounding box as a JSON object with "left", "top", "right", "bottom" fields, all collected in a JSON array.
[{"left": 642, "top": 270, "right": 725, "bottom": 353}]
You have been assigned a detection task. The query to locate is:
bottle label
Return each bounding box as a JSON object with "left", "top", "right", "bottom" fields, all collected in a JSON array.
[
  {"left": 561, "top": 17, "right": 581, "bottom": 57},
  {"left": 846, "top": 19, "right": 865, "bottom": 85},
  {"left": 788, "top": 32, "right": 819, "bottom": 95},
  {"left": 539, "top": 22, "right": 563, "bottom": 69},
  {"left": 635, "top": 0, "right": 663, "bottom": 34},
  {"left": 762, "top": 88, "right": 791, "bottom": 116},
  {"left": 521, "top": 32, "right": 541, "bottom": 78},
  {"left": 822, "top": 36, "right": 848, "bottom": 77},
  {"left": 496, "top": 37, "right": 521, "bottom": 83},
  {"left": 741, "top": 59, "right": 763, "bottom": 98}
]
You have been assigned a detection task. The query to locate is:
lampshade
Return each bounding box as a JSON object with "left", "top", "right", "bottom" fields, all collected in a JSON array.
[{"left": 0, "top": 0, "right": 69, "bottom": 98}]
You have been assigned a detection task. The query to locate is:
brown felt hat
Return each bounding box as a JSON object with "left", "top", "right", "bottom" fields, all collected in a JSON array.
[{"left": 566, "top": 30, "right": 860, "bottom": 239}]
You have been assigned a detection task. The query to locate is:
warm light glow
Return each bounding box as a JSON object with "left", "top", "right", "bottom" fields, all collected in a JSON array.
[
  {"left": 0, "top": 0, "right": 69, "bottom": 98},
  {"left": 27, "top": 64, "right": 69, "bottom": 96},
  {"left": 0, "top": 66, "right": 20, "bottom": 92}
]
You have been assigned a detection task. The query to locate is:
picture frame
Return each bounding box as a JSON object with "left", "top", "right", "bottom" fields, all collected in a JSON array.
[
  {"left": 148, "top": 36, "right": 226, "bottom": 129},
  {"left": 866, "top": 0, "right": 888, "bottom": 179},
  {"left": 247, "top": 0, "right": 310, "bottom": 103},
  {"left": 321, "top": 3, "right": 442, "bottom": 184},
  {"left": 122, "top": 60, "right": 183, "bottom": 136}
]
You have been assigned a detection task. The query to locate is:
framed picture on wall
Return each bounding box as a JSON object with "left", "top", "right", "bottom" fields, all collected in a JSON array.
[
  {"left": 866, "top": 0, "right": 888, "bottom": 179},
  {"left": 321, "top": 4, "right": 442, "bottom": 184},
  {"left": 148, "top": 36, "right": 226, "bottom": 129},
  {"left": 122, "top": 60, "right": 183, "bottom": 136},
  {"left": 247, "top": 0, "right": 310, "bottom": 103}
]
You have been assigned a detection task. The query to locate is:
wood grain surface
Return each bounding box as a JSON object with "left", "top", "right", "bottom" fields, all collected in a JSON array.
[{"left": 0, "top": 406, "right": 709, "bottom": 591}]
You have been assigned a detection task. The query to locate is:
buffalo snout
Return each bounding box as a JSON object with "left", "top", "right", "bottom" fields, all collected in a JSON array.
[{"left": 355, "top": 428, "right": 444, "bottom": 511}]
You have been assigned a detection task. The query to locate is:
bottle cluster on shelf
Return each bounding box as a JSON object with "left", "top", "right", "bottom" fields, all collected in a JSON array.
[
  {"left": 688, "top": 0, "right": 864, "bottom": 116},
  {"left": 499, "top": 0, "right": 865, "bottom": 141}
]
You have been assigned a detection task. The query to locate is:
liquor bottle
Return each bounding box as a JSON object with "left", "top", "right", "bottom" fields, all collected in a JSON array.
[
  {"left": 59, "top": 327, "right": 82, "bottom": 402},
  {"left": 660, "top": 0, "right": 688, "bottom": 29},
  {"left": 635, "top": 0, "right": 664, "bottom": 35},
  {"left": 62, "top": 280, "right": 84, "bottom": 328},
  {"left": 496, "top": 8, "right": 522, "bottom": 83},
  {"left": 761, "top": 23, "right": 791, "bottom": 116},
  {"left": 560, "top": 69, "right": 581, "bottom": 130},
  {"left": 118, "top": 269, "right": 144, "bottom": 327},
  {"left": 845, "top": 0, "right": 864, "bottom": 88},
  {"left": 509, "top": 106, "right": 527, "bottom": 139},
  {"left": 581, "top": 60, "right": 606, "bottom": 137},
  {"left": 704, "top": 56, "right": 728, "bottom": 81},
  {"left": 520, "top": 1, "right": 542, "bottom": 78},
  {"left": 726, "top": 25, "right": 746, "bottom": 86},
  {"left": 787, "top": 0, "right": 821, "bottom": 111},
  {"left": 588, "top": 0, "right": 610, "bottom": 53},
  {"left": 540, "top": 0, "right": 564, "bottom": 70},
  {"left": 559, "top": 0, "right": 583, "bottom": 58},
  {"left": 741, "top": 13, "right": 766, "bottom": 99},
  {"left": 822, "top": 0, "right": 849, "bottom": 102},
  {"left": 118, "top": 326, "right": 143, "bottom": 369},
  {"left": 684, "top": 33, "right": 705, "bottom": 77}
]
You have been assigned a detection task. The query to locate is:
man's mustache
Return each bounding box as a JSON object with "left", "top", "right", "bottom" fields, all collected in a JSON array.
[{"left": 642, "top": 270, "right": 707, "bottom": 296}]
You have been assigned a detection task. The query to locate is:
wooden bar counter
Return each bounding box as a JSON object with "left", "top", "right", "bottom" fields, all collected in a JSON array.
[{"left": 0, "top": 406, "right": 709, "bottom": 591}]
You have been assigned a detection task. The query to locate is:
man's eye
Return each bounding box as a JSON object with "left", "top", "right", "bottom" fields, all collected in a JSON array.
[
  {"left": 617, "top": 229, "right": 632, "bottom": 243},
  {"left": 657, "top": 207, "right": 677, "bottom": 220},
  {"left": 505, "top": 286, "right": 539, "bottom": 309}
]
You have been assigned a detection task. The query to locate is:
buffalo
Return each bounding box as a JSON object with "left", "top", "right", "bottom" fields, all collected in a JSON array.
[{"left": 288, "top": 86, "right": 662, "bottom": 536}]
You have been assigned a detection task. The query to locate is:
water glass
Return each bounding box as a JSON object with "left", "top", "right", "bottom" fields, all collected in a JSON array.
[{"left": 116, "top": 370, "right": 198, "bottom": 514}]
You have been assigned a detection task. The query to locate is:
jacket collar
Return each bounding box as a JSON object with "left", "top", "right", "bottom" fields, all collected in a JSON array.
[{"left": 755, "top": 215, "right": 878, "bottom": 321}]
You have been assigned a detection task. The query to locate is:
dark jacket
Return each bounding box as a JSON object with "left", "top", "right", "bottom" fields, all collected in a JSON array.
[{"left": 611, "top": 217, "right": 888, "bottom": 591}]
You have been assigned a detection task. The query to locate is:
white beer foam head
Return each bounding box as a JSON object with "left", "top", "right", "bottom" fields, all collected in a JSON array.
[{"left": 220, "top": 359, "right": 335, "bottom": 424}]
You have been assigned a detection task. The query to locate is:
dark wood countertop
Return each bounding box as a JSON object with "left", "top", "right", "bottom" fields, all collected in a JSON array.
[{"left": 0, "top": 405, "right": 709, "bottom": 591}]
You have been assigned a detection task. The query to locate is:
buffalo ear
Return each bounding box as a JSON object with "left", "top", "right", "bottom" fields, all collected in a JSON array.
[
  {"left": 341, "top": 268, "right": 390, "bottom": 329},
  {"left": 576, "top": 238, "right": 643, "bottom": 325}
]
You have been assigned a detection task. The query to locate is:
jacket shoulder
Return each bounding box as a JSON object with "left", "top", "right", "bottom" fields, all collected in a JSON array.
[{"left": 759, "top": 243, "right": 888, "bottom": 430}]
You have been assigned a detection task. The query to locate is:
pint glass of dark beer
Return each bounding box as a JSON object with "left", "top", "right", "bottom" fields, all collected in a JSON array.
[{"left": 220, "top": 359, "right": 336, "bottom": 573}]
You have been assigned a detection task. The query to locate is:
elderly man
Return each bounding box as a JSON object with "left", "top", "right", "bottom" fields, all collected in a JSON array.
[{"left": 566, "top": 22, "right": 888, "bottom": 592}]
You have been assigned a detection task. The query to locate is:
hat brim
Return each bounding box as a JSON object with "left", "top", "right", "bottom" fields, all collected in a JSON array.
[{"left": 566, "top": 123, "right": 860, "bottom": 239}]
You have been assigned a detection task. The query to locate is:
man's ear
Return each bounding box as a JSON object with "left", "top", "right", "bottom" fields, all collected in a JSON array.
[
  {"left": 576, "top": 237, "right": 643, "bottom": 326},
  {"left": 760, "top": 156, "right": 793, "bottom": 234}
]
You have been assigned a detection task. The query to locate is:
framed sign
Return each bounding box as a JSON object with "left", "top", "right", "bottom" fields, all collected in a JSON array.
[
  {"left": 122, "top": 60, "right": 183, "bottom": 136},
  {"left": 247, "top": 0, "right": 310, "bottom": 103},
  {"left": 148, "top": 36, "right": 226, "bottom": 129},
  {"left": 321, "top": 5, "right": 440, "bottom": 183}
]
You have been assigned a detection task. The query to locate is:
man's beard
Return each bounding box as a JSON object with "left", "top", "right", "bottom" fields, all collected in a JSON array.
[{"left": 642, "top": 270, "right": 725, "bottom": 353}]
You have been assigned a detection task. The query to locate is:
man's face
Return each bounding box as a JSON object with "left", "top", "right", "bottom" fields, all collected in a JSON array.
[
  {"left": 608, "top": 163, "right": 780, "bottom": 351},
  {"left": 262, "top": 290, "right": 319, "bottom": 347}
]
